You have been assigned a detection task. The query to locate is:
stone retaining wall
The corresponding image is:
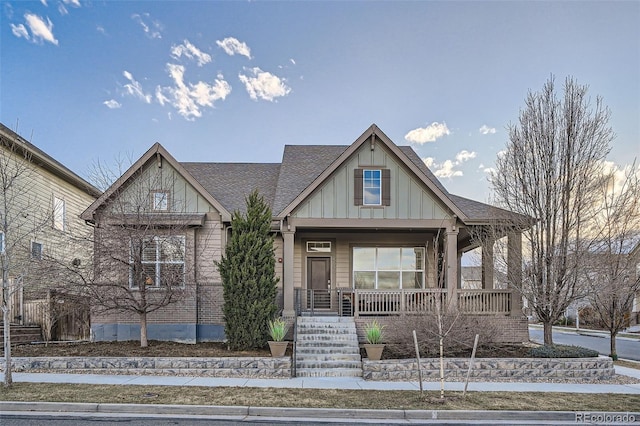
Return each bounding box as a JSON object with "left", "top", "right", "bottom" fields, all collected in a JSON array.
[
  {"left": 5, "top": 357, "right": 291, "bottom": 378},
  {"left": 4, "top": 356, "right": 614, "bottom": 381},
  {"left": 363, "top": 358, "right": 615, "bottom": 381}
]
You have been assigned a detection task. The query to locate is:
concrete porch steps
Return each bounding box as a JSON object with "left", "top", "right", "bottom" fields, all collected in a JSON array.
[{"left": 294, "top": 316, "right": 362, "bottom": 378}]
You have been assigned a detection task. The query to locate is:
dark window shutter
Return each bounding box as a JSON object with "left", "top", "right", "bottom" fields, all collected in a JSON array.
[
  {"left": 354, "top": 168, "right": 363, "bottom": 206},
  {"left": 382, "top": 169, "right": 391, "bottom": 206}
]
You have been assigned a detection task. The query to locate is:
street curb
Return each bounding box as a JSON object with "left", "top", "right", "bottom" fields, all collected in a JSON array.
[{"left": 1, "top": 401, "right": 639, "bottom": 423}]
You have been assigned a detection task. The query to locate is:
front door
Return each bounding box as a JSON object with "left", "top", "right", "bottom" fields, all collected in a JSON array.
[{"left": 307, "top": 257, "right": 331, "bottom": 310}]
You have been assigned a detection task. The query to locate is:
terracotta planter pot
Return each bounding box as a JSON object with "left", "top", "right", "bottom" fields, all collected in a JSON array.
[
  {"left": 364, "top": 343, "right": 384, "bottom": 360},
  {"left": 268, "top": 341, "right": 288, "bottom": 357}
]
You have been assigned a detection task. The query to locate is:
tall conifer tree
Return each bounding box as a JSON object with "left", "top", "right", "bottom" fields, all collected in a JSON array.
[{"left": 217, "top": 190, "right": 278, "bottom": 350}]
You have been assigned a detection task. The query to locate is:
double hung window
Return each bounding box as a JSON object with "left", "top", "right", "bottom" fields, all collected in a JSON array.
[{"left": 130, "top": 236, "right": 185, "bottom": 288}]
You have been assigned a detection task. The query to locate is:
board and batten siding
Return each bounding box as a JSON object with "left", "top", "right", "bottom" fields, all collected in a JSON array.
[
  {"left": 118, "top": 159, "right": 214, "bottom": 215},
  {"left": 292, "top": 142, "right": 449, "bottom": 220}
]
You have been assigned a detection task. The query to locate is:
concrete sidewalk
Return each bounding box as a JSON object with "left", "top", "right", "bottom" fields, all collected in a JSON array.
[
  {"left": 2, "top": 365, "right": 639, "bottom": 425},
  {"left": 3, "top": 363, "right": 640, "bottom": 394}
]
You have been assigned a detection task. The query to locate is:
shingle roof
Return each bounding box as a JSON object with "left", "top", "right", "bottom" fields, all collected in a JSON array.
[
  {"left": 448, "top": 194, "right": 533, "bottom": 224},
  {"left": 272, "top": 145, "right": 349, "bottom": 216},
  {"left": 399, "top": 146, "right": 449, "bottom": 196},
  {"left": 181, "top": 162, "right": 281, "bottom": 214},
  {"left": 0, "top": 123, "right": 101, "bottom": 197},
  {"left": 181, "top": 140, "right": 517, "bottom": 224}
]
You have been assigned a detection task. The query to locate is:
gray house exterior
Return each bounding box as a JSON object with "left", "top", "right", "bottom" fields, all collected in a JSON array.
[{"left": 82, "top": 125, "right": 529, "bottom": 343}]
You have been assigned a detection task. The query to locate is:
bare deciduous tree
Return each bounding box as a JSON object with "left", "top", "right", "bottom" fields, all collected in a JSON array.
[
  {"left": 490, "top": 75, "right": 614, "bottom": 345},
  {"left": 0, "top": 130, "right": 55, "bottom": 386},
  {"left": 582, "top": 162, "right": 640, "bottom": 359},
  {"left": 61, "top": 156, "right": 212, "bottom": 347}
]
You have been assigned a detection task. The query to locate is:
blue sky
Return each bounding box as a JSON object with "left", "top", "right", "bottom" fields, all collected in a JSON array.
[{"left": 2, "top": 0, "right": 638, "bottom": 202}]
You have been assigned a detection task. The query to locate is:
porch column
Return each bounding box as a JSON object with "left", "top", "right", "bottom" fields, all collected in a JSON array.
[
  {"left": 457, "top": 253, "right": 462, "bottom": 289},
  {"left": 507, "top": 230, "right": 523, "bottom": 316},
  {"left": 446, "top": 228, "right": 458, "bottom": 306},
  {"left": 282, "top": 230, "right": 296, "bottom": 317},
  {"left": 481, "top": 238, "right": 495, "bottom": 289}
]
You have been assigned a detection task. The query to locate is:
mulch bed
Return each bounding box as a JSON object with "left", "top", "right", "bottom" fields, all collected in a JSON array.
[{"left": 4, "top": 340, "right": 534, "bottom": 359}]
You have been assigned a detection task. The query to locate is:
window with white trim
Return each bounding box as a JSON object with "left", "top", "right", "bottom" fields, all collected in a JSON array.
[
  {"left": 307, "top": 241, "right": 331, "bottom": 252},
  {"left": 363, "top": 169, "right": 382, "bottom": 205},
  {"left": 354, "top": 168, "right": 390, "bottom": 206},
  {"left": 53, "top": 196, "right": 65, "bottom": 231},
  {"left": 151, "top": 191, "right": 169, "bottom": 211},
  {"left": 130, "top": 236, "right": 185, "bottom": 288},
  {"left": 353, "top": 247, "right": 424, "bottom": 289}
]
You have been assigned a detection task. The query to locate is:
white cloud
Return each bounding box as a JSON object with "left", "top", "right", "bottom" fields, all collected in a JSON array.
[
  {"left": 96, "top": 25, "right": 106, "bottom": 35},
  {"left": 290, "top": 58, "right": 296, "bottom": 65},
  {"left": 456, "top": 150, "right": 477, "bottom": 163},
  {"left": 131, "top": 13, "right": 163, "bottom": 39},
  {"left": 404, "top": 122, "right": 450, "bottom": 144},
  {"left": 122, "top": 70, "right": 152, "bottom": 103},
  {"left": 156, "top": 63, "right": 231, "bottom": 120},
  {"left": 423, "top": 149, "right": 477, "bottom": 179},
  {"left": 40, "top": 0, "right": 48, "bottom": 6},
  {"left": 15, "top": 13, "right": 59, "bottom": 45},
  {"left": 216, "top": 37, "right": 251, "bottom": 59},
  {"left": 171, "top": 40, "right": 212, "bottom": 66},
  {"left": 103, "top": 99, "right": 121, "bottom": 109},
  {"left": 479, "top": 125, "right": 496, "bottom": 135},
  {"left": 600, "top": 160, "right": 640, "bottom": 196},
  {"left": 238, "top": 67, "right": 291, "bottom": 101},
  {"left": 58, "top": 0, "right": 79, "bottom": 15},
  {"left": 434, "top": 160, "right": 463, "bottom": 178},
  {"left": 10, "top": 23, "right": 29, "bottom": 40}
]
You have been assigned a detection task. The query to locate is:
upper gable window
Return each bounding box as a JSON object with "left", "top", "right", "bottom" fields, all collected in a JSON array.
[
  {"left": 152, "top": 191, "right": 169, "bottom": 211},
  {"left": 354, "top": 168, "right": 390, "bottom": 206},
  {"left": 363, "top": 170, "right": 381, "bottom": 205}
]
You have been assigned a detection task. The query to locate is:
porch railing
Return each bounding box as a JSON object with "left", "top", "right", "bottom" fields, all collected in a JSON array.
[{"left": 294, "top": 288, "right": 512, "bottom": 316}]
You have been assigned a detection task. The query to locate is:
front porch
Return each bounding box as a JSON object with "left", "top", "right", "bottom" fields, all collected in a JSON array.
[{"left": 294, "top": 287, "right": 515, "bottom": 317}]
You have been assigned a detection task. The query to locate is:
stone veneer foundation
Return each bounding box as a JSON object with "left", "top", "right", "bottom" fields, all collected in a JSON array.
[{"left": 362, "top": 357, "right": 615, "bottom": 381}]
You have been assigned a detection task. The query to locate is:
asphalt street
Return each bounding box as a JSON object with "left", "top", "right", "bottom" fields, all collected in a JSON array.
[{"left": 529, "top": 327, "right": 640, "bottom": 360}]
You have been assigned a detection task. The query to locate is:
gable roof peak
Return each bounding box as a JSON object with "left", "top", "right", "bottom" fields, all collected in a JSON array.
[{"left": 81, "top": 141, "right": 232, "bottom": 222}]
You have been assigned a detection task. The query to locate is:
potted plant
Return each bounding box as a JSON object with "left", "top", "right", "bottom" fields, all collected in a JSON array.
[
  {"left": 363, "top": 319, "right": 385, "bottom": 360},
  {"left": 267, "top": 317, "right": 289, "bottom": 357}
]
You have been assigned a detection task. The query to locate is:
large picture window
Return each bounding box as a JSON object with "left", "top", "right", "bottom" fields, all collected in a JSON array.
[
  {"left": 353, "top": 247, "right": 424, "bottom": 289},
  {"left": 130, "top": 236, "right": 185, "bottom": 288}
]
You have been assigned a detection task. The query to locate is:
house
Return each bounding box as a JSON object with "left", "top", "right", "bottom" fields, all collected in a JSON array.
[
  {"left": 461, "top": 266, "right": 507, "bottom": 290},
  {"left": 82, "top": 124, "right": 530, "bottom": 344},
  {"left": 0, "top": 123, "right": 100, "bottom": 339},
  {"left": 572, "top": 237, "right": 640, "bottom": 330}
]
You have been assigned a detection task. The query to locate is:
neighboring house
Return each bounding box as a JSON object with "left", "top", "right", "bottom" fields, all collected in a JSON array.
[
  {"left": 0, "top": 123, "right": 100, "bottom": 338},
  {"left": 82, "top": 125, "right": 530, "bottom": 343},
  {"left": 461, "top": 266, "right": 507, "bottom": 290},
  {"left": 564, "top": 237, "right": 640, "bottom": 329}
]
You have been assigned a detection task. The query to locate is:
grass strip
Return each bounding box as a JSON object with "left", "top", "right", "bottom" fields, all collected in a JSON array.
[{"left": 1, "top": 383, "right": 639, "bottom": 411}]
